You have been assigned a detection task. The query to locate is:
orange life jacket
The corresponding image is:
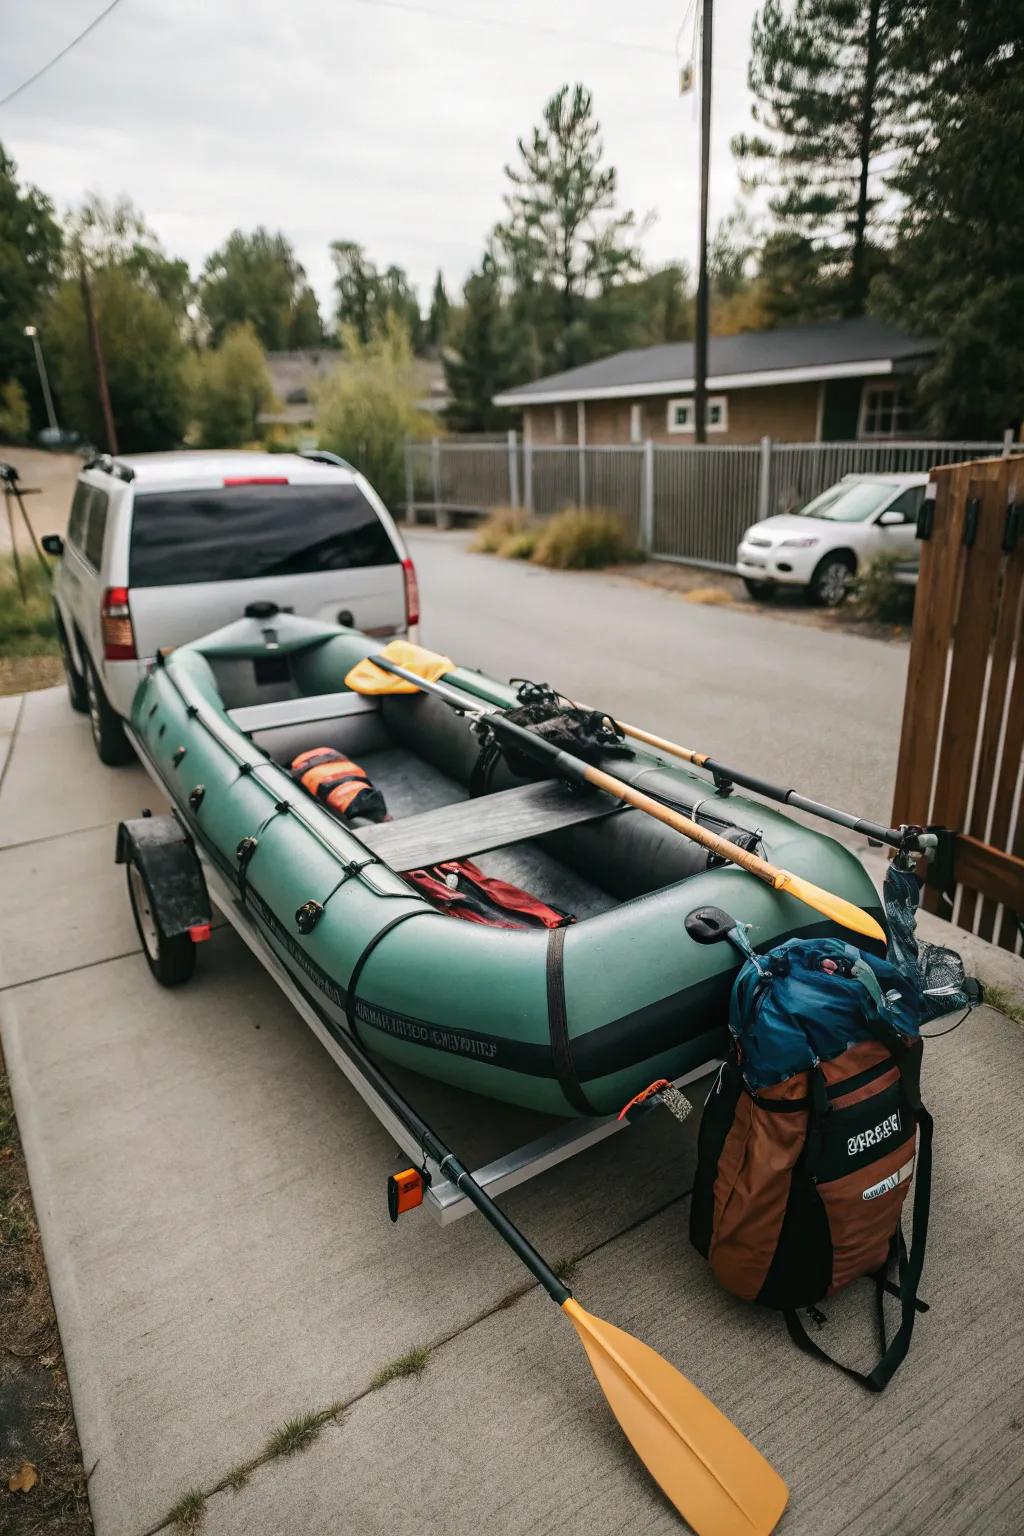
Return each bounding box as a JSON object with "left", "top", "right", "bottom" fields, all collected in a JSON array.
[{"left": 290, "top": 748, "right": 388, "bottom": 823}]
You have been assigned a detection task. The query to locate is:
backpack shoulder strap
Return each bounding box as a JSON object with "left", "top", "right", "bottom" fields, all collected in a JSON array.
[{"left": 784, "top": 1099, "right": 933, "bottom": 1391}]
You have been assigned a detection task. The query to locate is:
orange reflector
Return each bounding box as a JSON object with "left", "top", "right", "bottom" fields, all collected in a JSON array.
[
  {"left": 387, "top": 1167, "right": 425, "bottom": 1222},
  {"left": 189, "top": 923, "right": 212, "bottom": 943}
]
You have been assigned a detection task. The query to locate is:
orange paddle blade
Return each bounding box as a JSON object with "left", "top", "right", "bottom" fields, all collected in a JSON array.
[
  {"left": 563, "top": 1299, "right": 788, "bottom": 1536},
  {"left": 345, "top": 640, "right": 453, "bottom": 695},
  {"left": 773, "top": 869, "right": 885, "bottom": 944}
]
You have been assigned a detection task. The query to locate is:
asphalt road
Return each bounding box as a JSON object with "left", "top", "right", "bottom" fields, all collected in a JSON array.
[{"left": 410, "top": 530, "right": 909, "bottom": 832}]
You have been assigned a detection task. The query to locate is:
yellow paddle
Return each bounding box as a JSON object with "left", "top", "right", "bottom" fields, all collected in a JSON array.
[
  {"left": 329, "top": 986, "right": 790, "bottom": 1535},
  {"left": 347, "top": 644, "right": 886, "bottom": 944}
]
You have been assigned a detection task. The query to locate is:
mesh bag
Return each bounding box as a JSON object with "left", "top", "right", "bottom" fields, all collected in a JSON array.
[{"left": 883, "top": 862, "right": 973, "bottom": 1021}]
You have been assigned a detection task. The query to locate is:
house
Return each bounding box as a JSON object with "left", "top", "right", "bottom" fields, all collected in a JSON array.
[
  {"left": 260, "top": 349, "right": 449, "bottom": 430},
  {"left": 492, "top": 317, "right": 936, "bottom": 447}
]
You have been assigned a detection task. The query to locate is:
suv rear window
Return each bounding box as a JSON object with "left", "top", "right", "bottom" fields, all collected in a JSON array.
[{"left": 128, "top": 483, "right": 399, "bottom": 587}]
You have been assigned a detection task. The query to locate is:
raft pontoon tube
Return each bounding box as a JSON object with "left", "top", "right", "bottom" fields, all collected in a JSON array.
[{"left": 129, "top": 612, "right": 885, "bottom": 1117}]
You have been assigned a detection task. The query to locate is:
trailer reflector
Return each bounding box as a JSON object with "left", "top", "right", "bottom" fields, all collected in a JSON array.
[{"left": 387, "top": 1167, "right": 425, "bottom": 1221}]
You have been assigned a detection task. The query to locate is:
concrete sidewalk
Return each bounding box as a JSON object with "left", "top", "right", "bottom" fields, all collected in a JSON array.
[{"left": 2, "top": 686, "right": 1023, "bottom": 1536}]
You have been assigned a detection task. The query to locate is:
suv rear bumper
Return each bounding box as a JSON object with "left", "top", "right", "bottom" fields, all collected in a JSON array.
[{"left": 103, "top": 658, "right": 148, "bottom": 719}]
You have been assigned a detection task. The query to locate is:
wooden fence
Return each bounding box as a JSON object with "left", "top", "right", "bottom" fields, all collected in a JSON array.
[{"left": 892, "top": 455, "right": 1024, "bottom": 952}]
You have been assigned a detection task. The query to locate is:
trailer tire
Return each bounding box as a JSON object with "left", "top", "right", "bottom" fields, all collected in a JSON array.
[{"left": 126, "top": 854, "right": 196, "bottom": 986}]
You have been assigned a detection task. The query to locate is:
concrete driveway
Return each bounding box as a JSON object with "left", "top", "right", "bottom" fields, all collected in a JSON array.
[{"left": 1, "top": 545, "right": 1022, "bottom": 1536}]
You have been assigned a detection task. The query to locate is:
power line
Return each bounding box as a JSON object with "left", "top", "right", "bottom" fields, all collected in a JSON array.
[
  {"left": 0, "top": 0, "right": 127, "bottom": 110},
  {"left": 347, "top": 0, "right": 675, "bottom": 59}
]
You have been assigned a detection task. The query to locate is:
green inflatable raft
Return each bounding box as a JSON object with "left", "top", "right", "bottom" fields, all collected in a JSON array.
[{"left": 128, "top": 611, "right": 885, "bottom": 1118}]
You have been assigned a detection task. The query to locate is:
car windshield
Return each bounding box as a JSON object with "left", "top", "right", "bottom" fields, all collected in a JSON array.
[
  {"left": 794, "top": 482, "right": 899, "bottom": 524},
  {"left": 128, "top": 483, "right": 398, "bottom": 587}
]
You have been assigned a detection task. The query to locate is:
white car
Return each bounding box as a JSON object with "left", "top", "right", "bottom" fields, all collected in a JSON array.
[
  {"left": 736, "top": 472, "right": 926, "bottom": 606},
  {"left": 44, "top": 449, "right": 417, "bottom": 765}
]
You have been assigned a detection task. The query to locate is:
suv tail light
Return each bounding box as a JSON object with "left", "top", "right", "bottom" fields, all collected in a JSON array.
[
  {"left": 101, "top": 586, "right": 137, "bottom": 660},
  {"left": 401, "top": 557, "right": 419, "bottom": 628}
]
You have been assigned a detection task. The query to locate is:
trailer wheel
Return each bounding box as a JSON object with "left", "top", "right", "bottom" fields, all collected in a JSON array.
[{"left": 126, "top": 855, "right": 196, "bottom": 987}]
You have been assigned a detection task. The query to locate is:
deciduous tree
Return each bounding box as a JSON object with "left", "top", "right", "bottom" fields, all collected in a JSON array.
[
  {"left": 0, "top": 144, "right": 63, "bottom": 426},
  {"left": 200, "top": 228, "right": 313, "bottom": 350},
  {"left": 190, "top": 323, "right": 274, "bottom": 447}
]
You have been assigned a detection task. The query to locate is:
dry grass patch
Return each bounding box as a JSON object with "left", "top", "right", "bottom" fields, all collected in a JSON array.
[
  {"left": 472, "top": 506, "right": 532, "bottom": 553},
  {"left": 684, "top": 586, "right": 734, "bottom": 606},
  {"left": 531, "top": 507, "right": 640, "bottom": 570}
]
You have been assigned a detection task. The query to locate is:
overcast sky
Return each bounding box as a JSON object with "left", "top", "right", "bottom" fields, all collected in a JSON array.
[{"left": 0, "top": 0, "right": 762, "bottom": 318}]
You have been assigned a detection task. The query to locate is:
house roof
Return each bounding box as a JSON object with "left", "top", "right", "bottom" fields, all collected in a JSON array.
[{"left": 492, "top": 317, "right": 935, "bottom": 406}]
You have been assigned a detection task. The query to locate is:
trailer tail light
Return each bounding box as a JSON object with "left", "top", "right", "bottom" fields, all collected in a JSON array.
[
  {"left": 402, "top": 557, "right": 419, "bottom": 628},
  {"left": 223, "top": 476, "right": 288, "bottom": 486},
  {"left": 101, "top": 586, "right": 137, "bottom": 660}
]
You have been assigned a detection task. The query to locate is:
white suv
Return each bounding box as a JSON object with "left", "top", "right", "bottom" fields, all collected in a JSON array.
[
  {"left": 44, "top": 450, "right": 417, "bottom": 764},
  {"left": 736, "top": 472, "right": 926, "bottom": 605}
]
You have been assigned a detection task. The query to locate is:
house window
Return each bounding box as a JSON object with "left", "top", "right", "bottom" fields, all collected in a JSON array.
[
  {"left": 553, "top": 405, "right": 566, "bottom": 443},
  {"left": 667, "top": 395, "right": 728, "bottom": 434},
  {"left": 629, "top": 403, "right": 644, "bottom": 443},
  {"left": 859, "top": 382, "right": 918, "bottom": 440}
]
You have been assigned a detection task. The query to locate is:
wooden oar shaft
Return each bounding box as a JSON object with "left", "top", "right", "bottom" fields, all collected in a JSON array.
[
  {"left": 611, "top": 719, "right": 905, "bottom": 849},
  {"left": 582, "top": 762, "right": 779, "bottom": 888}
]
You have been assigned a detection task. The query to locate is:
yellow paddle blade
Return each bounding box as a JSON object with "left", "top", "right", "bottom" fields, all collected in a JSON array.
[
  {"left": 773, "top": 870, "right": 886, "bottom": 944},
  {"left": 562, "top": 1299, "right": 787, "bottom": 1536},
  {"left": 345, "top": 640, "right": 453, "bottom": 695}
]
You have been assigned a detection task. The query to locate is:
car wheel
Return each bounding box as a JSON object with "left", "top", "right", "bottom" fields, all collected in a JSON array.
[
  {"left": 85, "top": 657, "right": 134, "bottom": 766},
  {"left": 742, "top": 578, "right": 776, "bottom": 602},
  {"left": 126, "top": 856, "right": 196, "bottom": 987},
  {"left": 809, "top": 554, "right": 855, "bottom": 607},
  {"left": 56, "top": 618, "right": 88, "bottom": 712}
]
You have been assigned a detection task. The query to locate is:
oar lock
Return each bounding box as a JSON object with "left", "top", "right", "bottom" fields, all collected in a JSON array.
[{"left": 684, "top": 905, "right": 739, "bottom": 944}]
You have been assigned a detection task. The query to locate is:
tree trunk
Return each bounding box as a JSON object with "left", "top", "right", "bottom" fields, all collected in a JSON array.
[{"left": 848, "top": 0, "right": 883, "bottom": 316}]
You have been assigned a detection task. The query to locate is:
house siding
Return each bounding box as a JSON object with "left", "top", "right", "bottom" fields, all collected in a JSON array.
[{"left": 521, "top": 375, "right": 896, "bottom": 447}]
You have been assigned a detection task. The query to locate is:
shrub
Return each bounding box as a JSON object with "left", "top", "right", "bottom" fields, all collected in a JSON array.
[
  {"left": 190, "top": 324, "right": 274, "bottom": 447},
  {"left": 0, "top": 380, "right": 30, "bottom": 443},
  {"left": 852, "top": 550, "right": 916, "bottom": 625},
  {"left": 472, "top": 506, "right": 531, "bottom": 553},
  {"left": 499, "top": 527, "right": 540, "bottom": 559},
  {"left": 531, "top": 507, "right": 639, "bottom": 570},
  {"left": 316, "top": 314, "right": 434, "bottom": 508}
]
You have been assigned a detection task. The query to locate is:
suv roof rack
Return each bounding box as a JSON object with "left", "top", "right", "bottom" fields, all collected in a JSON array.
[
  {"left": 299, "top": 449, "right": 354, "bottom": 472},
  {"left": 83, "top": 452, "right": 135, "bottom": 483}
]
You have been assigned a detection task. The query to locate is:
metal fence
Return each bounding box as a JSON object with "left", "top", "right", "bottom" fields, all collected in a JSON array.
[{"left": 405, "top": 432, "right": 1017, "bottom": 571}]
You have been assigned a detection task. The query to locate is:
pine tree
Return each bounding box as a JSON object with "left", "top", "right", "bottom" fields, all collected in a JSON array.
[
  {"left": 735, "top": 0, "right": 905, "bottom": 318},
  {"left": 495, "top": 84, "right": 641, "bottom": 369},
  {"left": 873, "top": 2, "right": 1024, "bottom": 435},
  {"left": 426, "top": 270, "right": 450, "bottom": 351},
  {"left": 442, "top": 254, "right": 524, "bottom": 433}
]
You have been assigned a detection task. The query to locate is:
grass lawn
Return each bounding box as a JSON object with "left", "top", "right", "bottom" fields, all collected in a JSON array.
[{"left": 0, "top": 555, "right": 62, "bottom": 698}]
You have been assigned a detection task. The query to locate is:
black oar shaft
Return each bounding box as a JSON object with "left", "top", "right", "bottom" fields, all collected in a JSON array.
[
  {"left": 699, "top": 757, "right": 902, "bottom": 848},
  {"left": 329, "top": 973, "right": 570, "bottom": 1303}
]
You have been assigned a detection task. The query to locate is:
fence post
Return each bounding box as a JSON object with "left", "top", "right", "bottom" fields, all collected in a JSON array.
[
  {"left": 404, "top": 440, "right": 415, "bottom": 526},
  {"left": 757, "top": 435, "right": 773, "bottom": 522},
  {"left": 431, "top": 436, "right": 449, "bottom": 530},
  {"left": 524, "top": 436, "right": 534, "bottom": 512},
  {"left": 640, "top": 440, "right": 654, "bottom": 553},
  {"left": 577, "top": 402, "right": 587, "bottom": 508},
  {"left": 1002, "top": 428, "right": 1014, "bottom": 459},
  {"left": 507, "top": 429, "right": 520, "bottom": 507}
]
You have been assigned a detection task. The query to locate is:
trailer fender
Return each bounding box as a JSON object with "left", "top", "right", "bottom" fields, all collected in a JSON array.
[{"left": 115, "top": 813, "right": 211, "bottom": 939}]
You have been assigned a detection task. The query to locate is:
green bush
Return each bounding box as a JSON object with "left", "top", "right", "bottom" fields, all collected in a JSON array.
[
  {"left": 190, "top": 324, "right": 274, "bottom": 447},
  {"left": 0, "top": 380, "right": 30, "bottom": 443},
  {"left": 531, "top": 507, "right": 639, "bottom": 570},
  {"left": 472, "top": 506, "right": 531, "bottom": 553},
  {"left": 316, "top": 315, "right": 433, "bottom": 508},
  {"left": 852, "top": 550, "right": 916, "bottom": 624},
  {"left": 0, "top": 555, "right": 58, "bottom": 658}
]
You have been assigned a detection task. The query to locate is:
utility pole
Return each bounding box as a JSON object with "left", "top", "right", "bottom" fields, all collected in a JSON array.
[
  {"left": 80, "top": 266, "right": 118, "bottom": 455},
  {"left": 23, "top": 325, "right": 58, "bottom": 433},
  {"left": 693, "top": 0, "right": 714, "bottom": 446}
]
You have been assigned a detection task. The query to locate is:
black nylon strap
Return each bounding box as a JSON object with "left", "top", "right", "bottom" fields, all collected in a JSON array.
[
  {"left": 546, "top": 925, "right": 597, "bottom": 1116},
  {"left": 345, "top": 907, "right": 439, "bottom": 1048},
  {"left": 784, "top": 1101, "right": 933, "bottom": 1391}
]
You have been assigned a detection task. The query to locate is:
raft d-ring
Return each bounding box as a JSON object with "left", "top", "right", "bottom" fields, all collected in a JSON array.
[{"left": 295, "top": 899, "right": 323, "bottom": 935}]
